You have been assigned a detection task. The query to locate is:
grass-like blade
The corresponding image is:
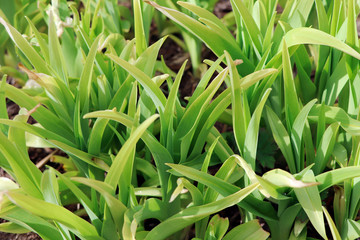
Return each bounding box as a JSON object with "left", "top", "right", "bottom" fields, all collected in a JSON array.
[
  {"left": 6, "top": 191, "right": 101, "bottom": 239},
  {"left": 48, "top": 11, "right": 68, "bottom": 83},
  {"left": 230, "top": 0, "right": 263, "bottom": 53},
  {"left": 72, "top": 177, "right": 127, "bottom": 234},
  {"left": 323, "top": 206, "right": 341, "bottom": 240},
  {"left": 222, "top": 219, "right": 269, "bottom": 240},
  {"left": 282, "top": 39, "right": 300, "bottom": 131},
  {"left": 0, "top": 207, "right": 63, "bottom": 240},
  {"left": 291, "top": 99, "right": 317, "bottom": 171},
  {"left": 226, "top": 51, "right": 248, "bottom": 154},
  {"left": 0, "top": 221, "right": 29, "bottom": 234},
  {"left": 283, "top": 28, "right": 360, "bottom": 60},
  {"left": 316, "top": 166, "right": 360, "bottom": 192},
  {"left": 265, "top": 106, "right": 296, "bottom": 173},
  {"left": 309, "top": 104, "right": 360, "bottom": 135},
  {"left": 78, "top": 34, "right": 101, "bottom": 109},
  {"left": 0, "top": 17, "right": 51, "bottom": 75},
  {"left": 25, "top": 16, "right": 49, "bottom": 63},
  {"left": 147, "top": 1, "right": 255, "bottom": 76},
  {"left": 167, "top": 162, "right": 277, "bottom": 221},
  {"left": 293, "top": 170, "right": 326, "bottom": 239},
  {"left": 105, "top": 114, "right": 159, "bottom": 189},
  {"left": 107, "top": 53, "right": 166, "bottom": 112},
  {"left": 145, "top": 183, "right": 259, "bottom": 240},
  {"left": 313, "top": 123, "right": 339, "bottom": 175},
  {"left": 244, "top": 89, "right": 271, "bottom": 168},
  {"left": 0, "top": 131, "right": 42, "bottom": 198},
  {"left": 133, "top": 0, "right": 147, "bottom": 56}
]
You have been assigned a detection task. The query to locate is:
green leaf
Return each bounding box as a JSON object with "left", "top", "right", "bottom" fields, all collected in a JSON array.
[
  {"left": 78, "top": 34, "right": 101, "bottom": 109},
  {"left": 134, "top": 0, "right": 147, "bottom": 56},
  {"left": 313, "top": 123, "right": 340, "bottom": 175},
  {"left": 177, "top": 2, "right": 234, "bottom": 46},
  {"left": 72, "top": 177, "right": 127, "bottom": 233},
  {"left": 229, "top": 0, "right": 263, "bottom": 53},
  {"left": 322, "top": 206, "right": 341, "bottom": 240},
  {"left": 0, "top": 207, "right": 63, "bottom": 240},
  {"left": 87, "top": 118, "right": 110, "bottom": 155},
  {"left": 322, "top": 57, "right": 348, "bottom": 105},
  {"left": 105, "top": 114, "right": 159, "bottom": 189},
  {"left": 161, "top": 60, "right": 187, "bottom": 148},
  {"left": 198, "top": 138, "right": 218, "bottom": 194},
  {"left": 147, "top": 1, "right": 255, "bottom": 76},
  {"left": 0, "top": 75, "right": 8, "bottom": 134},
  {"left": 50, "top": 140, "right": 109, "bottom": 171},
  {"left": 145, "top": 183, "right": 259, "bottom": 240},
  {"left": 309, "top": 104, "right": 360, "bottom": 136},
  {"left": 8, "top": 113, "right": 28, "bottom": 156},
  {"left": 240, "top": 69, "right": 278, "bottom": 90},
  {"left": 265, "top": 106, "right": 296, "bottom": 173},
  {"left": 345, "top": 0, "right": 359, "bottom": 81},
  {"left": 316, "top": 166, "right": 360, "bottom": 192},
  {"left": 294, "top": 170, "right": 327, "bottom": 239},
  {"left": 2, "top": 83, "right": 74, "bottom": 141},
  {"left": 282, "top": 39, "right": 300, "bottom": 131},
  {"left": 205, "top": 215, "right": 229, "bottom": 240},
  {"left": 244, "top": 88, "right": 271, "bottom": 168},
  {"left": 48, "top": 10, "right": 68, "bottom": 83},
  {"left": 55, "top": 171, "right": 102, "bottom": 232},
  {"left": 283, "top": 27, "right": 360, "bottom": 60},
  {"left": 0, "top": 131, "right": 42, "bottom": 198},
  {"left": 167, "top": 162, "right": 277, "bottom": 221},
  {"left": 0, "top": 17, "right": 52, "bottom": 74},
  {"left": 235, "top": 156, "right": 290, "bottom": 200},
  {"left": 25, "top": 16, "right": 49, "bottom": 63},
  {"left": 190, "top": 55, "right": 225, "bottom": 105},
  {"left": 0, "top": 222, "right": 29, "bottom": 234},
  {"left": 314, "top": 0, "right": 329, "bottom": 33},
  {"left": 170, "top": 178, "right": 203, "bottom": 205},
  {"left": 174, "top": 67, "right": 228, "bottom": 161},
  {"left": 342, "top": 219, "right": 360, "bottom": 240},
  {"left": 6, "top": 191, "right": 101, "bottom": 239},
  {"left": 202, "top": 156, "right": 239, "bottom": 203},
  {"left": 223, "top": 219, "right": 269, "bottom": 240},
  {"left": 190, "top": 90, "right": 231, "bottom": 158},
  {"left": 84, "top": 110, "right": 174, "bottom": 199},
  {"left": 262, "top": 169, "right": 318, "bottom": 189},
  {"left": 107, "top": 53, "right": 166, "bottom": 112},
  {"left": 226, "top": 51, "right": 247, "bottom": 153},
  {"left": 41, "top": 168, "right": 61, "bottom": 205},
  {"left": 291, "top": 99, "right": 317, "bottom": 171},
  {"left": 268, "top": 204, "right": 302, "bottom": 240}
]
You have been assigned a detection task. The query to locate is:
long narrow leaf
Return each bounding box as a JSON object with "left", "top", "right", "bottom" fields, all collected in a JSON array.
[{"left": 145, "top": 183, "right": 259, "bottom": 240}]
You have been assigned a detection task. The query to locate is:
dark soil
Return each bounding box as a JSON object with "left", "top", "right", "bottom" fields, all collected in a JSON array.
[
  {"left": 6, "top": 101, "right": 20, "bottom": 120},
  {"left": 213, "top": 0, "right": 233, "bottom": 18},
  {"left": 158, "top": 37, "right": 196, "bottom": 100},
  {"left": 0, "top": 226, "right": 41, "bottom": 240}
]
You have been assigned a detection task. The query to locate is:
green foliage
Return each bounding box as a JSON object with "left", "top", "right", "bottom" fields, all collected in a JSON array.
[{"left": 2, "top": 0, "right": 360, "bottom": 239}]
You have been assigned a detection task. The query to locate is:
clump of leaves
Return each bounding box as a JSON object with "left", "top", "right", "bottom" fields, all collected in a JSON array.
[{"left": 2, "top": 0, "right": 360, "bottom": 239}]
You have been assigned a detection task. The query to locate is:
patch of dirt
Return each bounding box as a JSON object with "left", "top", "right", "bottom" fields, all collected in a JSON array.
[
  {"left": 6, "top": 101, "right": 20, "bottom": 120},
  {"left": 0, "top": 229, "right": 41, "bottom": 240},
  {"left": 157, "top": 36, "right": 196, "bottom": 102},
  {"left": 0, "top": 168, "right": 12, "bottom": 180},
  {"left": 213, "top": 0, "right": 232, "bottom": 19},
  {"left": 0, "top": 219, "right": 41, "bottom": 240}
]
